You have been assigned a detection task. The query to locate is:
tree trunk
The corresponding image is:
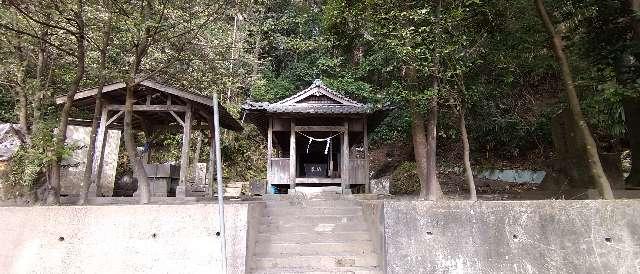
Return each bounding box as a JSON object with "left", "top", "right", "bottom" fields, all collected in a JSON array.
[
  {"left": 121, "top": 0, "right": 153, "bottom": 204},
  {"left": 124, "top": 81, "right": 151, "bottom": 203},
  {"left": 32, "top": 20, "right": 51, "bottom": 131},
  {"left": 227, "top": 12, "right": 238, "bottom": 103},
  {"left": 421, "top": 0, "right": 444, "bottom": 201},
  {"left": 14, "top": 55, "right": 29, "bottom": 134},
  {"left": 410, "top": 101, "right": 429, "bottom": 194},
  {"left": 79, "top": 1, "right": 112, "bottom": 205},
  {"left": 458, "top": 105, "right": 477, "bottom": 200},
  {"left": 624, "top": 98, "right": 640, "bottom": 187},
  {"left": 47, "top": 3, "right": 86, "bottom": 205},
  {"left": 251, "top": 33, "right": 261, "bottom": 82},
  {"left": 424, "top": 95, "right": 443, "bottom": 200},
  {"left": 628, "top": 0, "right": 640, "bottom": 42},
  {"left": 535, "top": 0, "right": 614, "bottom": 199}
]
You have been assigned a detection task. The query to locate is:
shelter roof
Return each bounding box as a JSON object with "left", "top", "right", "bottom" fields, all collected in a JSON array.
[{"left": 56, "top": 80, "right": 242, "bottom": 132}]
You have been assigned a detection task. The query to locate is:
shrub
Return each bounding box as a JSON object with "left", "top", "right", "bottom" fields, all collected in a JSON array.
[{"left": 390, "top": 161, "right": 420, "bottom": 195}]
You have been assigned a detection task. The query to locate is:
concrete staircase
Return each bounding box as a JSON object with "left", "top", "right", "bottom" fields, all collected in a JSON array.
[{"left": 251, "top": 191, "right": 381, "bottom": 273}]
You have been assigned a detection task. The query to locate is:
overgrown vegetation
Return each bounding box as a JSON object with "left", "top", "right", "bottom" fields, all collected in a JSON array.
[
  {"left": 0, "top": 0, "right": 638, "bottom": 202},
  {"left": 4, "top": 124, "right": 57, "bottom": 199},
  {"left": 390, "top": 162, "right": 420, "bottom": 195}
]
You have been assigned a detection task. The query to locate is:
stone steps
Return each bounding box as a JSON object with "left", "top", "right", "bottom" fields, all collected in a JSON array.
[
  {"left": 254, "top": 255, "right": 379, "bottom": 269},
  {"left": 264, "top": 200, "right": 361, "bottom": 207},
  {"left": 264, "top": 207, "right": 363, "bottom": 216},
  {"left": 251, "top": 266, "right": 382, "bottom": 274},
  {"left": 251, "top": 195, "right": 379, "bottom": 273},
  {"left": 257, "top": 232, "right": 372, "bottom": 244},
  {"left": 259, "top": 222, "right": 369, "bottom": 233},
  {"left": 254, "top": 242, "right": 375, "bottom": 257},
  {"left": 262, "top": 215, "right": 366, "bottom": 226}
]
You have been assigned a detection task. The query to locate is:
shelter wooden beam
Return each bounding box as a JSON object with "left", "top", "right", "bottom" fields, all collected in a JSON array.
[
  {"left": 294, "top": 126, "right": 346, "bottom": 132},
  {"left": 106, "top": 110, "right": 123, "bottom": 126},
  {"left": 105, "top": 104, "right": 188, "bottom": 112},
  {"left": 169, "top": 111, "right": 184, "bottom": 126}
]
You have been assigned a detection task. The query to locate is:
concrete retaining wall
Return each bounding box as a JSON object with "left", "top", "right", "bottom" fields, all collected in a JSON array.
[
  {"left": 5, "top": 199, "right": 640, "bottom": 274},
  {"left": 383, "top": 200, "right": 640, "bottom": 274},
  {"left": 361, "top": 200, "right": 386, "bottom": 270},
  {"left": 0, "top": 203, "right": 249, "bottom": 274},
  {"left": 245, "top": 201, "right": 265, "bottom": 270}
]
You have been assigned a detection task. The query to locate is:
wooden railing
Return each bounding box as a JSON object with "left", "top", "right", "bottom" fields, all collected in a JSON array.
[
  {"left": 269, "top": 158, "right": 367, "bottom": 186},
  {"left": 349, "top": 159, "right": 367, "bottom": 185}
]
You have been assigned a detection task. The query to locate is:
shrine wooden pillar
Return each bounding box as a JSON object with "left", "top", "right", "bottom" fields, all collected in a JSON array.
[
  {"left": 364, "top": 118, "right": 370, "bottom": 193},
  {"left": 342, "top": 120, "right": 350, "bottom": 192},
  {"left": 289, "top": 120, "right": 296, "bottom": 190},
  {"left": 267, "top": 117, "right": 273, "bottom": 193}
]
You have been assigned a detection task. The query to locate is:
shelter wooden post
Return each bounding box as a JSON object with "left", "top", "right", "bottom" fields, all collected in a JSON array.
[
  {"left": 191, "top": 130, "right": 203, "bottom": 182},
  {"left": 364, "top": 118, "right": 370, "bottom": 193},
  {"left": 290, "top": 120, "right": 296, "bottom": 190},
  {"left": 342, "top": 120, "right": 350, "bottom": 192},
  {"left": 91, "top": 106, "right": 109, "bottom": 197},
  {"left": 267, "top": 118, "right": 273, "bottom": 193},
  {"left": 177, "top": 102, "right": 193, "bottom": 197}
]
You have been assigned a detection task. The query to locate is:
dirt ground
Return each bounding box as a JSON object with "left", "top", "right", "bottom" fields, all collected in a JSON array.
[{"left": 438, "top": 172, "right": 542, "bottom": 200}]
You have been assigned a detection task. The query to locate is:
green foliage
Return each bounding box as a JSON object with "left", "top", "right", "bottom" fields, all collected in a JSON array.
[
  {"left": 1, "top": 0, "right": 638, "bottom": 189},
  {"left": 369, "top": 110, "right": 412, "bottom": 145},
  {"left": 0, "top": 87, "right": 15, "bottom": 123},
  {"left": 221, "top": 125, "right": 266, "bottom": 181},
  {"left": 467, "top": 103, "right": 555, "bottom": 158},
  {"left": 390, "top": 161, "right": 420, "bottom": 195},
  {"left": 3, "top": 125, "right": 58, "bottom": 198},
  {"left": 149, "top": 132, "right": 182, "bottom": 164},
  {"left": 250, "top": 73, "right": 296, "bottom": 102}
]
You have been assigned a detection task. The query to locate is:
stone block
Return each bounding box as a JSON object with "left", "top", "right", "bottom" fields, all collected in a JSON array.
[
  {"left": 144, "top": 164, "right": 171, "bottom": 178},
  {"left": 60, "top": 125, "right": 120, "bottom": 197},
  {"left": 370, "top": 176, "right": 391, "bottom": 194},
  {"left": 148, "top": 178, "right": 169, "bottom": 197},
  {"left": 249, "top": 179, "right": 267, "bottom": 195}
]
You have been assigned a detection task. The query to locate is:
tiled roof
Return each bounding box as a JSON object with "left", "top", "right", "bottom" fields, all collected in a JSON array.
[
  {"left": 265, "top": 104, "right": 371, "bottom": 114},
  {"left": 242, "top": 79, "right": 371, "bottom": 114}
]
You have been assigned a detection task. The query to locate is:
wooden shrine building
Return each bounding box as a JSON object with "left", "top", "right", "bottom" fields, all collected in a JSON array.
[
  {"left": 242, "top": 79, "right": 388, "bottom": 194},
  {"left": 56, "top": 80, "right": 242, "bottom": 197}
]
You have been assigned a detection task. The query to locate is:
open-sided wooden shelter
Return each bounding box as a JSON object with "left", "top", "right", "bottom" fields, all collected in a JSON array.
[
  {"left": 242, "top": 79, "right": 388, "bottom": 194},
  {"left": 56, "top": 80, "right": 242, "bottom": 197}
]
